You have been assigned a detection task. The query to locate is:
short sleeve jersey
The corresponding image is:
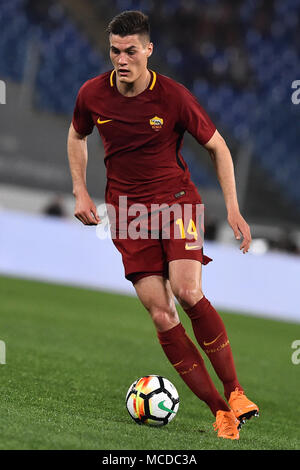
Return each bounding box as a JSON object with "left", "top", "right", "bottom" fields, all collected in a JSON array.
[{"left": 72, "top": 70, "right": 216, "bottom": 205}]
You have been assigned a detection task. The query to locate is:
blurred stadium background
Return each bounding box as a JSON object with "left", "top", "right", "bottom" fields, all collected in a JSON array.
[{"left": 0, "top": 0, "right": 300, "bottom": 321}]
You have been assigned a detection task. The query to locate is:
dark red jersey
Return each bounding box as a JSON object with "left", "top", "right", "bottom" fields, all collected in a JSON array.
[{"left": 72, "top": 69, "right": 216, "bottom": 205}]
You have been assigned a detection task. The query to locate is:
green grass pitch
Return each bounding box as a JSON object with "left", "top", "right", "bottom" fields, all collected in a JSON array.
[{"left": 0, "top": 275, "right": 299, "bottom": 450}]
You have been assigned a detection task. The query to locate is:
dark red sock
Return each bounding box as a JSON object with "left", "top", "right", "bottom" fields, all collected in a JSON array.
[
  {"left": 185, "top": 296, "right": 243, "bottom": 401},
  {"left": 157, "top": 322, "right": 230, "bottom": 416}
]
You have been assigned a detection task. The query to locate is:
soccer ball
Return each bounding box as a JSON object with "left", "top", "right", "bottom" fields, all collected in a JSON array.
[{"left": 125, "top": 375, "right": 179, "bottom": 426}]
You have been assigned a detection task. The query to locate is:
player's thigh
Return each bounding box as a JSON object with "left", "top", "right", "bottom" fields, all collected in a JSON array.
[
  {"left": 169, "top": 259, "right": 203, "bottom": 308},
  {"left": 134, "top": 275, "right": 179, "bottom": 331}
]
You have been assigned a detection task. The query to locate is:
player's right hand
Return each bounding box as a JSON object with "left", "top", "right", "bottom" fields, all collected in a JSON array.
[
  {"left": 74, "top": 192, "right": 101, "bottom": 225},
  {"left": 227, "top": 211, "right": 251, "bottom": 254}
]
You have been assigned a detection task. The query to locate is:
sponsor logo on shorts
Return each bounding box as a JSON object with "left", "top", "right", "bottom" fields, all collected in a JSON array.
[{"left": 185, "top": 243, "right": 201, "bottom": 250}]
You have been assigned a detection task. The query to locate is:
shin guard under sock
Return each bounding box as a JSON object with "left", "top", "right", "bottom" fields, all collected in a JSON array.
[
  {"left": 157, "top": 322, "right": 230, "bottom": 415},
  {"left": 185, "top": 296, "right": 243, "bottom": 401}
]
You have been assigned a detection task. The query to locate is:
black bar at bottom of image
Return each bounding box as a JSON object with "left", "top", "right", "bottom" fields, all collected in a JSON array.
[{"left": 0, "top": 449, "right": 293, "bottom": 465}]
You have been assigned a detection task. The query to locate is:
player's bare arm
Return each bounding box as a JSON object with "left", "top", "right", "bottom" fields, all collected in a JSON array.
[
  {"left": 204, "top": 129, "right": 252, "bottom": 254},
  {"left": 67, "top": 123, "right": 100, "bottom": 225}
]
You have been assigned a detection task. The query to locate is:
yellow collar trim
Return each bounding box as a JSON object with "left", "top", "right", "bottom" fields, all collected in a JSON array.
[
  {"left": 109, "top": 69, "right": 156, "bottom": 90},
  {"left": 149, "top": 70, "right": 157, "bottom": 90},
  {"left": 110, "top": 70, "right": 115, "bottom": 87}
]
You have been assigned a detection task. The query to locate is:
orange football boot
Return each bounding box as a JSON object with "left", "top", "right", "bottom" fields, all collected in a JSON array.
[
  {"left": 229, "top": 388, "right": 259, "bottom": 427},
  {"left": 213, "top": 410, "right": 240, "bottom": 440}
]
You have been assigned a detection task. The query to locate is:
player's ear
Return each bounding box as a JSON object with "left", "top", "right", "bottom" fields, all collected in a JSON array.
[{"left": 147, "top": 42, "right": 153, "bottom": 58}]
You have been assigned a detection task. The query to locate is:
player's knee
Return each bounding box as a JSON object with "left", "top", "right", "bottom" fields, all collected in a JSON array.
[
  {"left": 149, "top": 306, "right": 179, "bottom": 332},
  {"left": 174, "top": 286, "right": 203, "bottom": 310}
]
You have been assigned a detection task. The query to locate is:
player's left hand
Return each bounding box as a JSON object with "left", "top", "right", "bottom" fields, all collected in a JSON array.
[{"left": 227, "top": 211, "right": 252, "bottom": 254}]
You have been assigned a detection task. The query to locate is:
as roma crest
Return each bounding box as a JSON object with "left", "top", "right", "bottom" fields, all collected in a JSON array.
[{"left": 150, "top": 116, "right": 164, "bottom": 131}]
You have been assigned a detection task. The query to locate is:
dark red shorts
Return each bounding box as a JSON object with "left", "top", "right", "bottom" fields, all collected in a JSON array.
[{"left": 106, "top": 185, "right": 212, "bottom": 284}]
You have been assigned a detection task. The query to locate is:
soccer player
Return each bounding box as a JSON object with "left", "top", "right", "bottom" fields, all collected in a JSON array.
[{"left": 67, "top": 10, "right": 259, "bottom": 440}]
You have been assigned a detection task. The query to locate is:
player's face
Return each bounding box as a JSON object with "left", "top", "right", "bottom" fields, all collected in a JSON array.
[{"left": 109, "top": 34, "right": 153, "bottom": 84}]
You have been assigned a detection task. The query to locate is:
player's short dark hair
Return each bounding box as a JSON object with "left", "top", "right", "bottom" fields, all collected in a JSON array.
[{"left": 107, "top": 10, "right": 150, "bottom": 41}]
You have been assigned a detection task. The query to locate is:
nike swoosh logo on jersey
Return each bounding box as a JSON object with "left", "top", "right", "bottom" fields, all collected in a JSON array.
[
  {"left": 97, "top": 117, "right": 113, "bottom": 124},
  {"left": 185, "top": 243, "right": 201, "bottom": 250},
  {"left": 203, "top": 332, "right": 223, "bottom": 346}
]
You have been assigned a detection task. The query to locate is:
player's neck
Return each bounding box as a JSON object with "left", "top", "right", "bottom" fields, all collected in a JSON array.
[{"left": 116, "top": 69, "right": 151, "bottom": 97}]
